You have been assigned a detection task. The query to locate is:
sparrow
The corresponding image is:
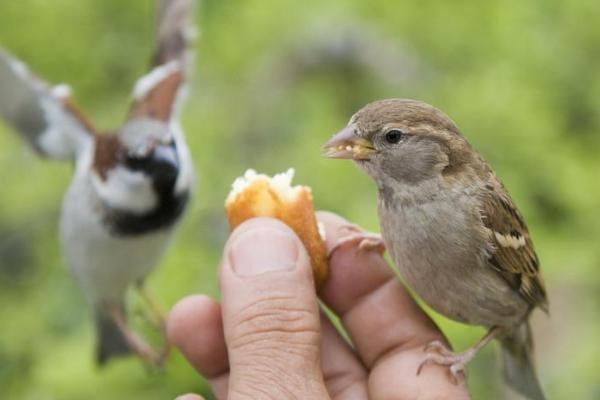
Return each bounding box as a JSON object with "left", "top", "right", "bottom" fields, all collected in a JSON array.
[
  {"left": 0, "top": 0, "right": 195, "bottom": 365},
  {"left": 323, "top": 99, "right": 548, "bottom": 400}
]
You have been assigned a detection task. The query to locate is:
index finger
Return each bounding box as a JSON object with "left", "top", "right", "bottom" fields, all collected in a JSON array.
[{"left": 317, "top": 211, "right": 470, "bottom": 398}]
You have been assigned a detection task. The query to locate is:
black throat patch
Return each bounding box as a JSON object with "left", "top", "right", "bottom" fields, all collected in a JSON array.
[{"left": 103, "top": 187, "right": 190, "bottom": 236}]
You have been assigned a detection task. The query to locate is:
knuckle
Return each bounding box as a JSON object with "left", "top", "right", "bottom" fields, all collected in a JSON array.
[
  {"left": 228, "top": 295, "right": 320, "bottom": 356},
  {"left": 230, "top": 361, "right": 326, "bottom": 400},
  {"left": 229, "top": 368, "right": 297, "bottom": 400},
  {"left": 226, "top": 297, "right": 328, "bottom": 397}
]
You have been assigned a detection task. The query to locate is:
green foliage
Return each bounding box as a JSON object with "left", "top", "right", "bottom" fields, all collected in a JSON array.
[{"left": 1, "top": 0, "right": 599, "bottom": 398}]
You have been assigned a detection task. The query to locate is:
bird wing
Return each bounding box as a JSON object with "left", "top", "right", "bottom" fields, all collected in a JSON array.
[
  {"left": 128, "top": 0, "right": 195, "bottom": 123},
  {"left": 480, "top": 175, "right": 548, "bottom": 312},
  {"left": 0, "top": 50, "right": 95, "bottom": 160}
]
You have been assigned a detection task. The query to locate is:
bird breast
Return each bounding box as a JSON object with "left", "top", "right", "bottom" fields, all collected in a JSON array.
[
  {"left": 378, "top": 181, "right": 529, "bottom": 328},
  {"left": 59, "top": 172, "right": 173, "bottom": 304}
]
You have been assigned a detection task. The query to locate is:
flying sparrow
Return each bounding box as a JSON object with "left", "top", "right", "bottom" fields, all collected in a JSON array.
[
  {"left": 0, "top": 0, "right": 195, "bottom": 366},
  {"left": 323, "top": 99, "right": 548, "bottom": 400}
]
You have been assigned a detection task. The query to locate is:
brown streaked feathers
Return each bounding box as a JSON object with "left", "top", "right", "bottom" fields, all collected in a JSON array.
[
  {"left": 128, "top": 0, "right": 193, "bottom": 122},
  {"left": 480, "top": 175, "right": 548, "bottom": 312},
  {"left": 93, "top": 135, "right": 122, "bottom": 181},
  {"left": 128, "top": 70, "right": 184, "bottom": 122}
]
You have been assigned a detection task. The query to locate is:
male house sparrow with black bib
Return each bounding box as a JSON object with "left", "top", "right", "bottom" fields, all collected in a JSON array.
[
  {"left": 323, "top": 99, "right": 548, "bottom": 400},
  {"left": 0, "top": 0, "right": 194, "bottom": 365}
]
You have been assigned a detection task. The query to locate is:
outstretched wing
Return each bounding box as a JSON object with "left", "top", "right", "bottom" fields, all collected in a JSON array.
[
  {"left": 480, "top": 175, "right": 548, "bottom": 312},
  {"left": 128, "top": 0, "right": 195, "bottom": 122},
  {"left": 0, "top": 50, "right": 95, "bottom": 160}
]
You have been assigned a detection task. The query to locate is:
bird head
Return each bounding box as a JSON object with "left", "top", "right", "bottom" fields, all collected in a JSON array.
[
  {"left": 118, "top": 119, "right": 180, "bottom": 191},
  {"left": 90, "top": 119, "right": 185, "bottom": 214},
  {"left": 323, "top": 99, "right": 473, "bottom": 186}
]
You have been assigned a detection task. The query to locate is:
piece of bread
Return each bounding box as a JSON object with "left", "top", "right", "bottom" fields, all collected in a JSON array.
[{"left": 225, "top": 169, "right": 328, "bottom": 288}]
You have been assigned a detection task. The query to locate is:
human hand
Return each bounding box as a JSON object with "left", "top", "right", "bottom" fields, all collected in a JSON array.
[{"left": 167, "top": 212, "right": 471, "bottom": 399}]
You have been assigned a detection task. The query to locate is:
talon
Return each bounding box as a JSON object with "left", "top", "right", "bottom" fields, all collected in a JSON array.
[
  {"left": 357, "top": 237, "right": 386, "bottom": 254},
  {"left": 330, "top": 228, "right": 386, "bottom": 256},
  {"left": 450, "top": 363, "right": 466, "bottom": 383},
  {"left": 418, "top": 340, "right": 469, "bottom": 384},
  {"left": 338, "top": 224, "right": 362, "bottom": 234},
  {"left": 417, "top": 358, "right": 431, "bottom": 376},
  {"left": 423, "top": 339, "right": 449, "bottom": 354},
  {"left": 418, "top": 327, "right": 500, "bottom": 384}
]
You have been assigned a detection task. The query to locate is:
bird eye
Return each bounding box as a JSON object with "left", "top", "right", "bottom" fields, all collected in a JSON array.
[{"left": 384, "top": 129, "right": 403, "bottom": 144}]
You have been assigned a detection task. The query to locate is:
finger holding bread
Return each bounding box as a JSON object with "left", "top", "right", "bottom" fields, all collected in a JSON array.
[{"left": 225, "top": 169, "right": 329, "bottom": 288}]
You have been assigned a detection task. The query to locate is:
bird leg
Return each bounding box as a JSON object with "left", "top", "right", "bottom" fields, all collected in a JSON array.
[
  {"left": 329, "top": 224, "right": 386, "bottom": 255},
  {"left": 136, "top": 283, "right": 171, "bottom": 363},
  {"left": 136, "top": 283, "right": 167, "bottom": 329},
  {"left": 108, "top": 305, "right": 163, "bottom": 367},
  {"left": 417, "top": 326, "right": 502, "bottom": 384}
]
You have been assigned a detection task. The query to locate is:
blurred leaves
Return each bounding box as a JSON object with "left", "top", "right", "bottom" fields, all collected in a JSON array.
[{"left": 0, "top": 0, "right": 599, "bottom": 399}]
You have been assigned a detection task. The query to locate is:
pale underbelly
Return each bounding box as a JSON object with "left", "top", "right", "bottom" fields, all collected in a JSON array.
[
  {"left": 396, "top": 253, "right": 528, "bottom": 328},
  {"left": 380, "top": 200, "right": 529, "bottom": 328},
  {"left": 60, "top": 207, "right": 171, "bottom": 304}
]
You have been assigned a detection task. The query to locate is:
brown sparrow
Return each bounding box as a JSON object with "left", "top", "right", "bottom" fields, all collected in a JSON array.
[
  {"left": 323, "top": 99, "right": 548, "bottom": 400},
  {"left": 0, "top": 0, "right": 195, "bottom": 365}
]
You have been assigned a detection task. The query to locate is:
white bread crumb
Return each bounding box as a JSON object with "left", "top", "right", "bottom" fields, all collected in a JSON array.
[{"left": 226, "top": 168, "right": 310, "bottom": 204}]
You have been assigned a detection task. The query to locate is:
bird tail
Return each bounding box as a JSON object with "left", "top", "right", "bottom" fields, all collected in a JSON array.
[
  {"left": 95, "top": 304, "right": 132, "bottom": 365},
  {"left": 500, "top": 322, "right": 545, "bottom": 400}
]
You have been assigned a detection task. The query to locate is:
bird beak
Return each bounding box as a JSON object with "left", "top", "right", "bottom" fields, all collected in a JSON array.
[
  {"left": 148, "top": 143, "right": 180, "bottom": 186},
  {"left": 322, "top": 126, "right": 375, "bottom": 160},
  {"left": 152, "top": 143, "right": 179, "bottom": 170}
]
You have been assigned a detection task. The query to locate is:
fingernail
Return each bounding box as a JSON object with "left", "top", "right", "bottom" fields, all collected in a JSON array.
[{"left": 229, "top": 227, "right": 300, "bottom": 276}]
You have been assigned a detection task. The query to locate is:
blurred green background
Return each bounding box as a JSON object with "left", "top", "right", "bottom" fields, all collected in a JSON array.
[{"left": 1, "top": 0, "right": 599, "bottom": 399}]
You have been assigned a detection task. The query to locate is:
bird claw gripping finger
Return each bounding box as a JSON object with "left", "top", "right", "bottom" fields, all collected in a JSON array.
[
  {"left": 417, "top": 339, "right": 473, "bottom": 384},
  {"left": 329, "top": 224, "right": 386, "bottom": 256}
]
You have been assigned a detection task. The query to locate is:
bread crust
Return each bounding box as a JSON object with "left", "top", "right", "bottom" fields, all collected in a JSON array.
[{"left": 225, "top": 172, "right": 328, "bottom": 288}]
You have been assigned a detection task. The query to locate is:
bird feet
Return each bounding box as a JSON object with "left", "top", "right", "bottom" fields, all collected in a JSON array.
[
  {"left": 136, "top": 285, "right": 171, "bottom": 365},
  {"left": 108, "top": 305, "right": 166, "bottom": 368},
  {"left": 417, "top": 340, "right": 475, "bottom": 384},
  {"left": 127, "top": 331, "right": 165, "bottom": 368},
  {"left": 329, "top": 224, "right": 386, "bottom": 255}
]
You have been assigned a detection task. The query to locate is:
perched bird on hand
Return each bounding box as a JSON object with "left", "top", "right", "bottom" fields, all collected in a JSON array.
[
  {"left": 323, "top": 99, "right": 548, "bottom": 400},
  {"left": 0, "top": 0, "right": 195, "bottom": 365}
]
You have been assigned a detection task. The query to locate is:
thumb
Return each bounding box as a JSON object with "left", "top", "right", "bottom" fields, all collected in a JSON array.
[{"left": 219, "top": 217, "right": 329, "bottom": 400}]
